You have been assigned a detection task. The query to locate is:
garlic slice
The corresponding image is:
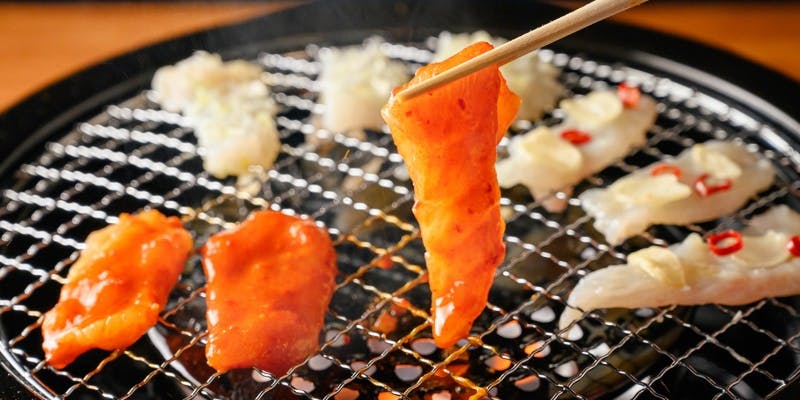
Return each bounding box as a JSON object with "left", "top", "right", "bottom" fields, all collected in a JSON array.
[
  {"left": 510, "top": 127, "right": 582, "bottom": 172},
  {"left": 628, "top": 246, "right": 687, "bottom": 288},
  {"left": 732, "top": 230, "right": 790, "bottom": 268},
  {"left": 610, "top": 173, "right": 692, "bottom": 206},
  {"left": 691, "top": 144, "right": 742, "bottom": 180},
  {"left": 560, "top": 91, "right": 623, "bottom": 128}
]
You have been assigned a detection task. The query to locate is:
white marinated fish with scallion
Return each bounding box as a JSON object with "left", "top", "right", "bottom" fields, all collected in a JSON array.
[
  {"left": 496, "top": 86, "right": 657, "bottom": 212},
  {"left": 560, "top": 205, "right": 800, "bottom": 330},
  {"left": 580, "top": 140, "right": 775, "bottom": 244}
]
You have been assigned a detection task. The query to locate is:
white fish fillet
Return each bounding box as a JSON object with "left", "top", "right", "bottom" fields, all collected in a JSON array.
[
  {"left": 433, "top": 31, "right": 563, "bottom": 121},
  {"left": 496, "top": 90, "right": 657, "bottom": 212},
  {"left": 317, "top": 41, "right": 408, "bottom": 133},
  {"left": 559, "top": 205, "right": 800, "bottom": 330},
  {"left": 152, "top": 52, "right": 280, "bottom": 178},
  {"left": 580, "top": 141, "right": 775, "bottom": 244}
]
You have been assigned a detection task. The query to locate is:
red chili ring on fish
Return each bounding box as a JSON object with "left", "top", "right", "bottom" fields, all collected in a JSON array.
[
  {"left": 617, "top": 83, "right": 641, "bottom": 109},
  {"left": 651, "top": 164, "right": 682, "bottom": 178},
  {"left": 560, "top": 129, "right": 592, "bottom": 145},
  {"left": 788, "top": 235, "right": 800, "bottom": 257},
  {"left": 694, "top": 173, "right": 732, "bottom": 197},
  {"left": 707, "top": 230, "right": 744, "bottom": 256}
]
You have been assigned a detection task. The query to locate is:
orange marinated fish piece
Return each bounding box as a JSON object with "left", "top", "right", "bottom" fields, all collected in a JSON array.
[
  {"left": 42, "top": 210, "right": 192, "bottom": 368},
  {"left": 202, "top": 210, "right": 337, "bottom": 374},
  {"left": 381, "top": 42, "right": 520, "bottom": 348}
]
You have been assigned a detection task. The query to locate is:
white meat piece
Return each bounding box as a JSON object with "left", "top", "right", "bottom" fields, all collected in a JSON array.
[
  {"left": 152, "top": 51, "right": 262, "bottom": 113},
  {"left": 317, "top": 41, "right": 408, "bottom": 133},
  {"left": 496, "top": 89, "right": 657, "bottom": 212},
  {"left": 433, "top": 31, "right": 563, "bottom": 121},
  {"left": 559, "top": 205, "right": 800, "bottom": 330},
  {"left": 187, "top": 85, "right": 280, "bottom": 178},
  {"left": 580, "top": 141, "right": 775, "bottom": 244},
  {"left": 152, "top": 52, "right": 280, "bottom": 178}
]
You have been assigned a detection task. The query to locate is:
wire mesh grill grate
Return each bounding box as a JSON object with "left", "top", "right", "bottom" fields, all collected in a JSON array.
[{"left": 2, "top": 38, "right": 800, "bottom": 400}]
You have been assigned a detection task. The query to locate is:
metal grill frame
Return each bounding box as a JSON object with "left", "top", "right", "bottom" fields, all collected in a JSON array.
[{"left": 2, "top": 1, "right": 800, "bottom": 400}]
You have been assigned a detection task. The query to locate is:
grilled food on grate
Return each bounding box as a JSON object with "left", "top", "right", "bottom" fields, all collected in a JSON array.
[
  {"left": 496, "top": 86, "right": 657, "bottom": 212},
  {"left": 41, "top": 210, "right": 193, "bottom": 368},
  {"left": 560, "top": 205, "right": 800, "bottom": 330},
  {"left": 317, "top": 39, "right": 409, "bottom": 134},
  {"left": 2, "top": 20, "right": 800, "bottom": 398},
  {"left": 152, "top": 52, "right": 281, "bottom": 179},
  {"left": 202, "top": 210, "right": 337, "bottom": 375},
  {"left": 581, "top": 140, "right": 775, "bottom": 245},
  {"left": 382, "top": 42, "right": 519, "bottom": 349}
]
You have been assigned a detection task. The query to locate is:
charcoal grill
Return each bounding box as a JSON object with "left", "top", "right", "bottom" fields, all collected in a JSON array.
[{"left": 2, "top": 1, "right": 800, "bottom": 399}]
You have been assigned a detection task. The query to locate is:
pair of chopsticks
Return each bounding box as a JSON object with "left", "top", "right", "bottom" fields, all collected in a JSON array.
[{"left": 397, "top": 0, "right": 649, "bottom": 100}]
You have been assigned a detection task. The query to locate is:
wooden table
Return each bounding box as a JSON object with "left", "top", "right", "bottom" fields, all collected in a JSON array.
[{"left": 0, "top": 1, "right": 798, "bottom": 113}]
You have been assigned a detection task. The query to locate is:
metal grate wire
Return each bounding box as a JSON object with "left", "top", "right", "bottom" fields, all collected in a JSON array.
[{"left": 2, "top": 38, "right": 800, "bottom": 400}]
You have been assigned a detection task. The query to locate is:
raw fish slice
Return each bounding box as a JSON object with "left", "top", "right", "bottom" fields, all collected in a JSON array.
[
  {"left": 202, "top": 210, "right": 337, "bottom": 374},
  {"left": 560, "top": 205, "right": 800, "bottom": 330},
  {"left": 42, "top": 210, "right": 192, "bottom": 368},
  {"left": 317, "top": 40, "right": 409, "bottom": 133},
  {"left": 382, "top": 42, "right": 520, "bottom": 348},
  {"left": 581, "top": 141, "right": 775, "bottom": 245},
  {"left": 497, "top": 88, "right": 657, "bottom": 212},
  {"left": 433, "top": 31, "right": 563, "bottom": 121}
]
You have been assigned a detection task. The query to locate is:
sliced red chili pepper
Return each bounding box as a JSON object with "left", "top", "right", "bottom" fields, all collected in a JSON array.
[
  {"left": 617, "top": 83, "right": 641, "bottom": 109},
  {"left": 694, "top": 173, "right": 732, "bottom": 197},
  {"left": 788, "top": 235, "right": 800, "bottom": 257},
  {"left": 560, "top": 129, "right": 592, "bottom": 145},
  {"left": 707, "top": 230, "right": 743, "bottom": 256},
  {"left": 651, "top": 164, "right": 682, "bottom": 178}
]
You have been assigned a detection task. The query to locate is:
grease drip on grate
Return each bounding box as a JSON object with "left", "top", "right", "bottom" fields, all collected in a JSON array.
[{"left": 1, "top": 37, "right": 800, "bottom": 400}]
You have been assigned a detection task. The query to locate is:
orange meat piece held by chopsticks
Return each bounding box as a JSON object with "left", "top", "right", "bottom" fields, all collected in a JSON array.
[
  {"left": 381, "top": 42, "right": 520, "bottom": 348},
  {"left": 202, "top": 210, "right": 337, "bottom": 374},
  {"left": 42, "top": 210, "right": 192, "bottom": 368}
]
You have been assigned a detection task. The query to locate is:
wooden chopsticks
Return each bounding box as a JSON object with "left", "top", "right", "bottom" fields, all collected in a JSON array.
[{"left": 396, "top": 0, "right": 648, "bottom": 100}]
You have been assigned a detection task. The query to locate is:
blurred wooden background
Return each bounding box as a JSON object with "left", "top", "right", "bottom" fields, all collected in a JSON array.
[{"left": 0, "top": 1, "right": 798, "bottom": 112}]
